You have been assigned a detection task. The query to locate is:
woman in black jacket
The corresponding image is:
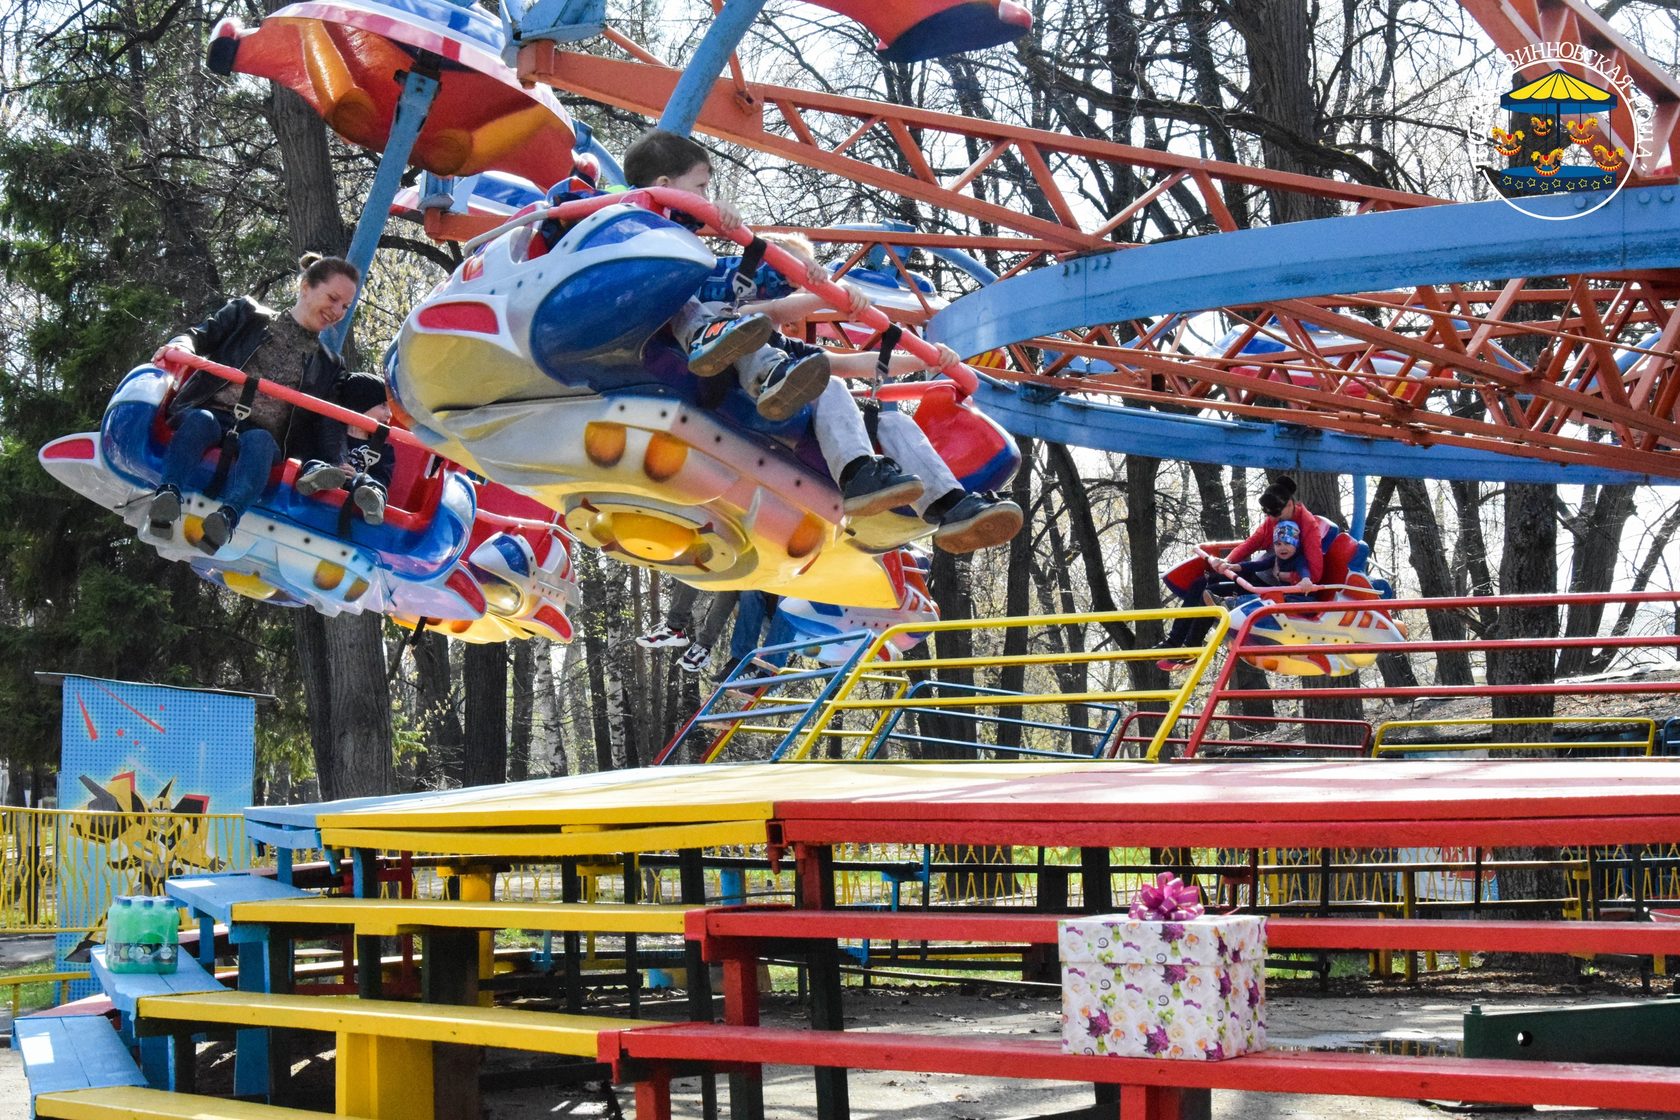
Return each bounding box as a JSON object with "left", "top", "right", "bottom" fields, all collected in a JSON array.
[{"left": 146, "top": 253, "right": 360, "bottom": 553}]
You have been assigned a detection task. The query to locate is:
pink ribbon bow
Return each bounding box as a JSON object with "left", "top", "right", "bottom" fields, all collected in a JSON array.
[{"left": 1129, "top": 871, "right": 1204, "bottom": 921}]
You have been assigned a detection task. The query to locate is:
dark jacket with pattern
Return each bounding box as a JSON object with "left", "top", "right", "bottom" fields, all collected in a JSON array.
[{"left": 166, "top": 296, "right": 348, "bottom": 463}]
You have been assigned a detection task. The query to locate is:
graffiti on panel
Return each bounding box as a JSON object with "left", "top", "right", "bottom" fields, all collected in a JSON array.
[{"left": 56, "top": 676, "right": 255, "bottom": 996}]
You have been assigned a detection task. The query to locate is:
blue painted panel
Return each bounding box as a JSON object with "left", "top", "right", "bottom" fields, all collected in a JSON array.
[
  {"left": 166, "top": 872, "right": 307, "bottom": 925},
  {"left": 57, "top": 677, "right": 256, "bottom": 1000},
  {"left": 241, "top": 819, "right": 322, "bottom": 851},
  {"left": 88, "top": 948, "right": 222, "bottom": 1019}
]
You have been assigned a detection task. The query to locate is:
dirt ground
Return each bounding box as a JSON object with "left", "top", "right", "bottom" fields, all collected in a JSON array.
[{"left": 5, "top": 965, "right": 1674, "bottom": 1119}]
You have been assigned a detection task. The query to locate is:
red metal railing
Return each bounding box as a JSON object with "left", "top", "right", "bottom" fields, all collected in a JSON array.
[
  {"left": 1184, "top": 590, "right": 1680, "bottom": 758},
  {"left": 1107, "top": 710, "right": 1373, "bottom": 759}
]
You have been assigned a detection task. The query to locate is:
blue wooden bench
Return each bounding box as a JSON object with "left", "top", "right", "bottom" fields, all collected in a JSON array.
[
  {"left": 16, "top": 1014, "right": 147, "bottom": 1109},
  {"left": 166, "top": 871, "right": 313, "bottom": 1097},
  {"left": 88, "top": 946, "right": 224, "bottom": 1090}
]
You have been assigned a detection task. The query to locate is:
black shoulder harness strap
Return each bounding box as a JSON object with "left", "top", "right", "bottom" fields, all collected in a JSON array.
[{"left": 729, "top": 237, "right": 769, "bottom": 306}]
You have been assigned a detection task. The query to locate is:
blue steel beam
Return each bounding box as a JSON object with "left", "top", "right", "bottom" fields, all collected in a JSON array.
[
  {"left": 969, "top": 378, "right": 1674, "bottom": 486},
  {"left": 936, "top": 187, "right": 1680, "bottom": 484},
  {"left": 323, "top": 68, "right": 440, "bottom": 353},
  {"left": 932, "top": 187, "right": 1680, "bottom": 356}
]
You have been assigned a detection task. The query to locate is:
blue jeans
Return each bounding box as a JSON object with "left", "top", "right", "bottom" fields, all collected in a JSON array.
[
  {"left": 729, "top": 591, "right": 793, "bottom": 669},
  {"left": 161, "top": 409, "right": 277, "bottom": 516}
]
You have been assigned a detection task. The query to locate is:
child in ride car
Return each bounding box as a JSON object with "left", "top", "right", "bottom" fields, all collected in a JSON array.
[
  {"left": 1156, "top": 519, "right": 1314, "bottom": 671},
  {"left": 736, "top": 233, "right": 1022, "bottom": 551}
]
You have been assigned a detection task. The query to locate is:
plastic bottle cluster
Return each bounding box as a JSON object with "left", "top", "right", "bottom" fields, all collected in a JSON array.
[{"left": 105, "top": 895, "right": 180, "bottom": 974}]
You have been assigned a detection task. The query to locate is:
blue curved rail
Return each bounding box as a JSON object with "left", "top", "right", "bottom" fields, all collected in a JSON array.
[
  {"left": 934, "top": 187, "right": 1680, "bottom": 485},
  {"left": 969, "top": 377, "right": 1670, "bottom": 485}
]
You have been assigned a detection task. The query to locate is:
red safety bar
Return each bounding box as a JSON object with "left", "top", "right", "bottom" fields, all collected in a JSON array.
[
  {"left": 1107, "top": 710, "right": 1373, "bottom": 759},
  {"left": 466, "top": 187, "right": 982, "bottom": 397},
  {"left": 157, "top": 350, "right": 431, "bottom": 453}
]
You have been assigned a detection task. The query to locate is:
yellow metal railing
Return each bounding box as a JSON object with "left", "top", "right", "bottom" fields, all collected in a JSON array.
[
  {"left": 1, "top": 807, "right": 256, "bottom": 933},
  {"left": 788, "top": 607, "right": 1226, "bottom": 762},
  {"left": 1372, "top": 717, "right": 1658, "bottom": 757}
]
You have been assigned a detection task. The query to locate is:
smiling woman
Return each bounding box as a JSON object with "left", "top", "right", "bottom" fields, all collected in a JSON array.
[{"left": 142, "top": 252, "right": 362, "bottom": 555}]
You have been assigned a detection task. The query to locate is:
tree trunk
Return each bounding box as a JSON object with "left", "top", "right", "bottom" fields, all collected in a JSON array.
[
  {"left": 1038, "top": 503, "right": 1091, "bottom": 734},
  {"left": 1294, "top": 475, "right": 1365, "bottom": 747},
  {"left": 1489, "top": 483, "right": 1559, "bottom": 729},
  {"left": 530, "top": 639, "right": 563, "bottom": 776},
  {"left": 995, "top": 438, "right": 1035, "bottom": 751},
  {"left": 577, "top": 552, "right": 614, "bottom": 772},
  {"left": 1394, "top": 478, "right": 1474, "bottom": 685},
  {"left": 923, "top": 550, "right": 977, "bottom": 758},
  {"left": 266, "top": 63, "right": 395, "bottom": 798},
  {"left": 508, "top": 640, "right": 534, "bottom": 781},
  {"left": 1490, "top": 482, "right": 1568, "bottom": 941},
  {"left": 413, "top": 630, "right": 464, "bottom": 784},
  {"left": 1227, "top": 0, "right": 1338, "bottom": 224},
  {"left": 1555, "top": 484, "right": 1636, "bottom": 677},
  {"left": 462, "top": 643, "right": 508, "bottom": 787},
  {"left": 1047, "top": 442, "right": 1136, "bottom": 651}
]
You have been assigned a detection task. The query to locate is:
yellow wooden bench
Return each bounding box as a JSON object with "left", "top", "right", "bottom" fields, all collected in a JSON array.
[
  {"left": 136, "top": 989, "right": 664, "bottom": 1120},
  {"left": 231, "top": 896, "right": 695, "bottom": 936},
  {"left": 35, "top": 1085, "right": 371, "bottom": 1120}
]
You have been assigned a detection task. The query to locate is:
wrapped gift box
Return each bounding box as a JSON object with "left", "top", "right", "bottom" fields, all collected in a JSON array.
[{"left": 1059, "top": 914, "right": 1266, "bottom": 1060}]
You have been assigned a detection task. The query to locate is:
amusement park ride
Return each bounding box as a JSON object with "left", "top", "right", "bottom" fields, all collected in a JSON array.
[{"left": 33, "top": 0, "right": 1680, "bottom": 674}]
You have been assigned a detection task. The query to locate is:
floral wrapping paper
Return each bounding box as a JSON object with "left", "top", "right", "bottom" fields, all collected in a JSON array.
[{"left": 1058, "top": 914, "right": 1267, "bottom": 1060}]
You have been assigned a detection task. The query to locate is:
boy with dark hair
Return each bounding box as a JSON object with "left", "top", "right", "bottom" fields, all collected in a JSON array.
[
  {"left": 553, "top": 128, "right": 920, "bottom": 516},
  {"left": 621, "top": 129, "right": 833, "bottom": 425}
]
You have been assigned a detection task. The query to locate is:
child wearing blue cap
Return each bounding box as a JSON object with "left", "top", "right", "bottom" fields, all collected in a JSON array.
[{"left": 1155, "top": 518, "right": 1314, "bottom": 671}]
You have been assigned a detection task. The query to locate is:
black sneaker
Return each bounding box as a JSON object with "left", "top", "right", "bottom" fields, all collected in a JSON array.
[
  {"left": 930, "top": 492, "right": 1024, "bottom": 554},
  {"left": 147, "top": 484, "right": 182, "bottom": 534},
  {"left": 755, "top": 350, "right": 829, "bottom": 421},
  {"left": 688, "top": 312, "right": 774, "bottom": 377},
  {"left": 841, "top": 456, "right": 924, "bottom": 518},
  {"left": 353, "top": 483, "right": 386, "bottom": 526},
  {"left": 295, "top": 460, "right": 349, "bottom": 496},
  {"left": 198, "top": 506, "right": 237, "bottom": 555}
]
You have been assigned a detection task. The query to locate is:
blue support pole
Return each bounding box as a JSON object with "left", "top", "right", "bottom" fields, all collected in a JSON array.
[
  {"left": 322, "top": 67, "right": 440, "bottom": 353},
  {"left": 836, "top": 221, "right": 999, "bottom": 285},
  {"left": 657, "top": 0, "right": 768, "bottom": 138},
  {"left": 419, "top": 171, "right": 458, "bottom": 211},
  {"left": 1350, "top": 475, "right": 1368, "bottom": 540},
  {"left": 572, "top": 119, "right": 624, "bottom": 187}
]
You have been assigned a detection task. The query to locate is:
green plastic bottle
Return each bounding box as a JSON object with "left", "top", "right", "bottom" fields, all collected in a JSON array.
[
  {"left": 136, "top": 897, "right": 179, "bottom": 974},
  {"left": 105, "top": 896, "right": 139, "bottom": 974},
  {"left": 149, "top": 897, "right": 180, "bottom": 974}
]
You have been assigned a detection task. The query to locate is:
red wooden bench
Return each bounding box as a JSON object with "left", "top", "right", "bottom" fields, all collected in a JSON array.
[
  {"left": 603, "top": 1022, "right": 1680, "bottom": 1120},
  {"left": 598, "top": 907, "right": 1680, "bottom": 1120}
]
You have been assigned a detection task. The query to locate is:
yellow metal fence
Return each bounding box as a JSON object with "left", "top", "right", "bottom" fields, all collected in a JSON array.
[{"left": 1, "top": 807, "right": 257, "bottom": 933}]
